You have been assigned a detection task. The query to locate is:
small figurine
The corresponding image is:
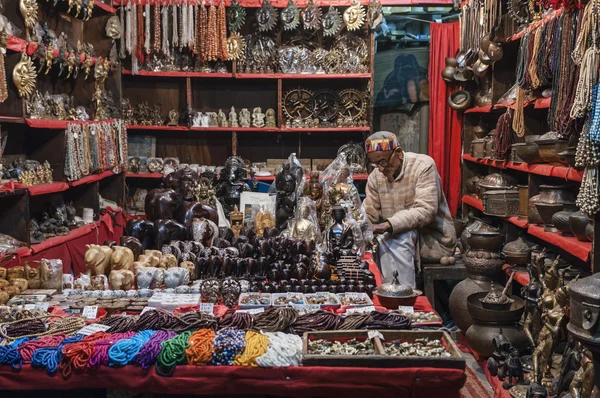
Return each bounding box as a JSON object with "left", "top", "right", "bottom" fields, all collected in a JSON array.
[
  {"left": 306, "top": 171, "right": 324, "bottom": 215},
  {"left": 167, "top": 110, "right": 179, "bottom": 126},
  {"left": 275, "top": 163, "right": 299, "bottom": 230},
  {"left": 208, "top": 112, "right": 219, "bottom": 127},
  {"left": 327, "top": 205, "right": 355, "bottom": 254},
  {"left": 218, "top": 109, "right": 228, "bottom": 127},
  {"left": 252, "top": 107, "right": 266, "bottom": 128},
  {"left": 291, "top": 202, "right": 318, "bottom": 242},
  {"left": 568, "top": 349, "right": 595, "bottom": 398},
  {"left": 230, "top": 205, "right": 244, "bottom": 237},
  {"left": 229, "top": 106, "right": 238, "bottom": 127},
  {"left": 192, "top": 177, "right": 217, "bottom": 207},
  {"left": 240, "top": 108, "right": 251, "bottom": 128},
  {"left": 265, "top": 108, "right": 276, "bottom": 127},
  {"left": 254, "top": 209, "right": 275, "bottom": 236}
]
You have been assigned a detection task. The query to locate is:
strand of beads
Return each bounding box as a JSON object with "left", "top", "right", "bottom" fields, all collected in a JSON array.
[
  {"left": 31, "top": 334, "right": 84, "bottom": 374},
  {"left": 108, "top": 330, "right": 155, "bottom": 367},
  {"left": 232, "top": 330, "right": 269, "bottom": 367},
  {"left": 59, "top": 331, "right": 109, "bottom": 377},
  {"left": 132, "top": 330, "right": 176, "bottom": 369},
  {"left": 0, "top": 337, "right": 30, "bottom": 370},
  {"left": 255, "top": 332, "right": 302, "bottom": 367},
  {"left": 156, "top": 331, "right": 191, "bottom": 376},
  {"left": 19, "top": 334, "right": 66, "bottom": 365},
  {"left": 89, "top": 332, "right": 135, "bottom": 368},
  {"left": 211, "top": 327, "right": 245, "bottom": 366},
  {"left": 186, "top": 328, "right": 215, "bottom": 365}
]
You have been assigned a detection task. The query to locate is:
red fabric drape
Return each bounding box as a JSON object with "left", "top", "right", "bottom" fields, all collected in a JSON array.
[{"left": 428, "top": 22, "right": 462, "bottom": 216}]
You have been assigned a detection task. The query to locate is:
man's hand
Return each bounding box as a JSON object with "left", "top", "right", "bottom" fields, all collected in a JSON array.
[{"left": 372, "top": 222, "right": 391, "bottom": 235}]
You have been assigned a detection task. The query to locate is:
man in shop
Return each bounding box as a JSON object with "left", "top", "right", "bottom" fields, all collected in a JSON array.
[{"left": 362, "top": 131, "right": 456, "bottom": 287}]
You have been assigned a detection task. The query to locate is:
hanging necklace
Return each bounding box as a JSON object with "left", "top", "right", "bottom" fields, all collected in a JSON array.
[
  {"left": 173, "top": 1, "right": 179, "bottom": 50},
  {"left": 218, "top": 0, "right": 228, "bottom": 61},
  {"left": 153, "top": 3, "right": 161, "bottom": 54}
]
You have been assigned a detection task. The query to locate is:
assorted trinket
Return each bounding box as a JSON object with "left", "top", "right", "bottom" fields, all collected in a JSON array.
[
  {"left": 308, "top": 338, "right": 376, "bottom": 355},
  {"left": 383, "top": 338, "right": 451, "bottom": 358}
]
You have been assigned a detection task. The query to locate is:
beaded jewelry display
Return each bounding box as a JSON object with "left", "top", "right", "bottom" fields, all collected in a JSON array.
[{"left": 211, "top": 328, "right": 246, "bottom": 365}]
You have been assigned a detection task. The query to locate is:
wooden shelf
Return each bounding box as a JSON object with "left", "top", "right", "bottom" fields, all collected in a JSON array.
[
  {"left": 502, "top": 265, "right": 530, "bottom": 286},
  {"left": 464, "top": 106, "right": 492, "bottom": 114},
  {"left": 127, "top": 125, "right": 190, "bottom": 131},
  {"left": 462, "top": 154, "right": 583, "bottom": 182},
  {"left": 236, "top": 73, "right": 372, "bottom": 79},
  {"left": 527, "top": 224, "right": 591, "bottom": 262},
  {"left": 30, "top": 221, "right": 101, "bottom": 254},
  {"left": 281, "top": 127, "right": 371, "bottom": 132},
  {"left": 25, "top": 119, "right": 117, "bottom": 130},
  {"left": 113, "top": 0, "right": 452, "bottom": 7},
  {"left": 190, "top": 127, "right": 280, "bottom": 132},
  {"left": 122, "top": 70, "right": 233, "bottom": 78}
]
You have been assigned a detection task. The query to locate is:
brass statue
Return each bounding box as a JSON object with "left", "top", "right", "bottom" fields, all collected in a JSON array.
[
  {"left": 254, "top": 209, "right": 275, "bottom": 236},
  {"left": 192, "top": 177, "right": 217, "bottom": 208},
  {"left": 343, "top": 0, "right": 366, "bottom": 31},
  {"left": 167, "top": 110, "right": 179, "bottom": 126},
  {"left": 230, "top": 205, "right": 243, "bottom": 237},
  {"left": 290, "top": 202, "right": 318, "bottom": 243},
  {"left": 13, "top": 53, "right": 37, "bottom": 99},
  {"left": 43, "top": 43, "right": 54, "bottom": 75},
  {"left": 305, "top": 171, "right": 324, "bottom": 215},
  {"left": 568, "top": 349, "right": 597, "bottom": 398}
]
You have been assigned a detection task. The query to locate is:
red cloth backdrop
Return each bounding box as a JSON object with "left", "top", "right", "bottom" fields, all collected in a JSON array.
[{"left": 428, "top": 22, "right": 462, "bottom": 215}]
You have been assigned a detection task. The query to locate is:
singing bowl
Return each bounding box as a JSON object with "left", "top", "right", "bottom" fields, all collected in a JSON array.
[
  {"left": 374, "top": 289, "right": 422, "bottom": 309},
  {"left": 448, "top": 90, "right": 473, "bottom": 111}
]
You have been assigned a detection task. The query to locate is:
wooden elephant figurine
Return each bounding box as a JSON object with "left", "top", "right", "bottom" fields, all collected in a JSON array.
[
  {"left": 0, "top": 266, "right": 6, "bottom": 280},
  {"left": 111, "top": 246, "right": 134, "bottom": 272},
  {"left": 125, "top": 218, "right": 155, "bottom": 250},
  {"left": 154, "top": 219, "right": 188, "bottom": 250},
  {"left": 109, "top": 269, "right": 135, "bottom": 290},
  {"left": 144, "top": 188, "right": 183, "bottom": 222},
  {"left": 138, "top": 250, "right": 162, "bottom": 267},
  {"left": 120, "top": 236, "right": 143, "bottom": 259},
  {"left": 179, "top": 201, "right": 219, "bottom": 228},
  {"left": 85, "top": 245, "right": 113, "bottom": 276}
]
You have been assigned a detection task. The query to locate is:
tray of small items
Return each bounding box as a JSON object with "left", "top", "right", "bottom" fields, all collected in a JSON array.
[
  {"left": 238, "top": 293, "right": 272, "bottom": 309},
  {"left": 271, "top": 293, "right": 306, "bottom": 307},
  {"left": 305, "top": 292, "right": 341, "bottom": 309},
  {"left": 302, "top": 330, "right": 464, "bottom": 369},
  {"left": 375, "top": 330, "right": 465, "bottom": 370},
  {"left": 395, "top": 309, "right": 443, "bottom": 326},
  {"left": 336, "top": 293, "right": 373, "bottom": 307}
]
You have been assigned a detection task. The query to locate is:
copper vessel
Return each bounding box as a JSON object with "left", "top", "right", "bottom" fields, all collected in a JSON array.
[
  {"left": 478, "top": 173, "right": 517, "bottom": 198},
  {"left": 502, "top": 237, "right": 531, "bottom": 266},
  {"left": 463, "top": 249, "right": 504, "bottom": 276},
  {"left": 535, "top": 202, "right": 566, "bottom": 232},
  {"left": 538, "top": 184, "right": 576, "bottom": 204},
  {"left": 570, "top": 211, "right": 592, "bottom": 242},
  {"left": 552, "top": 203, "right": 578, "bottom": 236}
]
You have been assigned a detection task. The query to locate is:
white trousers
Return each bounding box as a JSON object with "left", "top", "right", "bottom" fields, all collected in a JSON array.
[{"left": 376, "top": 230, "right": 418, "bottom": 287}]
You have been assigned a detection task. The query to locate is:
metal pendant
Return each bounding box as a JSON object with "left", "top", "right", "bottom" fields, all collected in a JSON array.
[
  {"left": 256, "top": 0, "right": 278, "bottom": 32},
  {"left": 343, "top": 0, "right": 366, "bottom": 31},
  {"left": 322, "top": 6, "right": 342, "bottom": 37},
  {"left": 227, "top": 32, "right": 245, "bottom": 61},
  {"left": 227, "top": 0, "right": 246, "bottom": 32},
  {"left": 13, "top": 53, "right": 37, "bottom": 99},
  {"left": 281, "top": 0, "right": 300, "bottom": 31},
  {"left": 302, "top": 0, "right": 322, "bottom": 30}
]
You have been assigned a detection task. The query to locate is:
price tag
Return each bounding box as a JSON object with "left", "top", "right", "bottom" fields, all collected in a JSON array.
[
  {"left": 236, "top": 307, "right": 265, "bottom": 314},
  {"left": 368, "top": 330, "right": 384, "bottom": 340},
  {"left": 287, "top": 292, "right": 300, "bottom": 299},
  {"left": 291, "top": 303, "right": 306, "bottom": 311},
  {"left": 35, "top": 302, "right": 50, "bottom": 312},
  {"left": 140, "top": 307, "right": 155, "bottom": 315},
  {"left": 346, "top": 305, "right": 376, "bottom": 314},
  {"left": 82, "top": 305, "right": 98, "bottom": 319},
  {"left": 398, "top": 306, "right": 414, "bottom": 314},
  {"left": 23, "top": 304, "right": 36, "bottom": 310},
  {"left": 77, "top": 323, "right": 111, "bottom": 336},
  {"left": 345, "top": 292, "right": 362, "bottom": 299},
  {"left": 306, "top": 304, "right": 321, "bottom": 312},
  {"left": 199, "top": 303, "right": 214, "bottom": 314}
]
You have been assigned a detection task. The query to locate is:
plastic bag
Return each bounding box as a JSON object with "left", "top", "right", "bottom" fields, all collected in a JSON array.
[
  {"left": 40, "top": 259, "right": 63, "bottom": 292},
  {"left": 289, "top": 196, "right": 321, "bottom": 244}
]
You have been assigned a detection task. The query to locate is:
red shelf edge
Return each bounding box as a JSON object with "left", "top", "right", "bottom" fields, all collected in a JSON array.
[
  {"left": 69, "top": 170, "right": 116, "bottom": 187},
  {"left": 281, "top": 127, "right": 370, "bottom": 132},
  {"left": 30, "top": 222, "right": 99, "bottom": 254},
  {"left": 502, "top": 264, "right": 530, "bottom": 286},
  {"left": 527, "top": 224, "right": 591, "bottom": 262},
  {"left": 126, "top": 173, "right": 163, "bottom": 179},
  {"left": 112, "top": 0, "right": 443, "bottom": 7},
  {"left": 464, "top": 105, "right": 492, "bottom": 114},
  {"left": 94, "top": 1, "right": 117, "bottom": 13},
  {"left": 122, "top": 69, "right": 233, "bottom": 78},
  {"left": 126, "top": 125, "right": 190, "bottom": 131},
  {"left": 461, "top": 195, "right": 484, "bottom": 211}
]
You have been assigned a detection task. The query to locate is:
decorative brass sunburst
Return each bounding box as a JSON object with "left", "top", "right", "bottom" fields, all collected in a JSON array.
[
  {"left": 13, "top": 53, "right": 37, "bottom": 99},
  {"left": 281, "top": 0, "right": 300, "bottom": 31},
  {"left": 227, "top": 32, "right": 245, "bottom": 60},
  {"left": 343, "top": 0, "right": 366, "bottom": 31},
  {"left": 302, "top": 0, "right": 322, "bottom": 30},
  {"left": 322, "top": 6, "right": 342, "bottom": 37},
  {"left": 227, "top": 0, "right": 246, "bottom": 32},
  {"left": 256, "top": 0, "right": 278, "bottom": 32}
]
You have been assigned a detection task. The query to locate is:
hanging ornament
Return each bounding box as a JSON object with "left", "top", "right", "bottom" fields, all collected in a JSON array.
[
  {"left": 227, "top": 32, "right": 245, "bottom": 60},
  {"left": 302, "top": 0, "right": 322, "bottom": 30},
  {"left": 19, "top": 0, "right": 39, "bottom": 40},
  {"left": 256, "top": 0, "right": 278, "bottom": 32},
  {"left": 12, "top": 53, "right": 37, "bottom": 99},
  {"left": 227, "top": 0, "right": 246, "bottom": 32},
  {"left": 368, "top": 0, "right": 382, "bottom": 29},
  {"left": 343, "top": 0, "right": 366, "bottom": 31},
  {"left": 322, "top": 6, "right": 342, "bottom": 36},
  {"left": 281, "top": 0, "right": 300, "bottom": 31}
]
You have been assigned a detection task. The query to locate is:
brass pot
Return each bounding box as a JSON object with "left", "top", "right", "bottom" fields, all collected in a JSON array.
[
  {"left": 478, "top": 173, "right": 517, "bottom": 197},
  {"left": 463, "top": 249, "right": 504, "bottom": 276},
  {"left": 467, "top": 230, "right": 504, "bottom": 251},
  {"left": 536, "top": 139, "right": 569, "bottom": 165},
  {"left": 552, "top": 203, "right": 578, "bottom": 236},
  {"left": 502, "top": 237, "right": 531, "bottom": 266},
  {"left": 570, "top": 211, "right": 592, "bottom": 242},
  {"left": 510, "top": 144, "right": 525, "bottom": 163},
  {"left": 536, "top": 202, "right": 566, "bottom": 232},
  {"left": 472, "top": 121, "right": 487, "bottom": 139},
  {"left": 528, "top": 194, "right": 544, "bottom": 225},
  {"left": 515, "top": 142, "right": 544, "bottom": 164},
  {"left": 442, "top": 57, "right": 458, "bottom": 82},
  {"left": 460, "top": 217, "right": 497, "bottom": 252},
  {"left": 538, "top": 184, "right": 576, "bottom": 204},
  {"left": 449, "top": 277, "right": 493, "bottom": 332},
  {"left": 448, "top": 90, "right": 473, "bottom": 111}
]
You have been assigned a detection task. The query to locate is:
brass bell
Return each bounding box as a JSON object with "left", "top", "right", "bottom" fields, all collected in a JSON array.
[
  {"left": 448, "top": 90, "right": 473, "bottom": 112},
  {"left": 442, "top": 57, "right": 458, "bottom": 83}
]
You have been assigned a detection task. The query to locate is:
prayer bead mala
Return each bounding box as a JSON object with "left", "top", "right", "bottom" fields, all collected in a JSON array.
[
  {"left": 253, "top": 307, "right": 298, "bottom": 333},
  {"left": 153, "top": 4, "right": 161, "bottom": 53},
  {"left": 364, "top": 311, "right": 411, "bottom": 330},
  {"left": 31, "top": 334, "right": 84, "bottom": 374},
  {"left": 199, "top": 3, "right": 208, "bottom": 62},
  {"left": 255, "top": 332, "right": 302, "bottom": 367},
  {"left": 232, "top": 330, "right": 269, "bottom": 367},
  {"left": 19, "top": 334, "right": 66, "bottom": 364},
  {"left": 218, "top": 312, "right": 254, "bottom": 330},
  {"left": 338, "top": 313, "right": 372, "bottom": 330},
  {"left": 288, "top": 310, "right": 342, "bottom": 334},
  {"left": 89, "top": 332, "right": 135, "bottom": 367},
  {"left": 207, "top": 3, "right": 218, "bottom": 61},
  {"left": 218, "top": 0, "right": 228, "bottom": 61}
]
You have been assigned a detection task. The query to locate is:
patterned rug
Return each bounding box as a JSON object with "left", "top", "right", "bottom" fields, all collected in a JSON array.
[{"left": 461, "top": 366, "right": 492, "bottom": 398}]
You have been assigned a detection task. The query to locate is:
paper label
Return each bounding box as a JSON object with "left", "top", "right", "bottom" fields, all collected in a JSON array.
[
  {"left": 23, "top": 304, "right": 35, "bottom": 310},
  {"left": 398, "top": 306, "right": 414, "bottom": 314},
  {"left": 82, "top": 305, "right": 98, "bottom": 319},
  {"left": 287, "top": 292, "right": 299, "bottom": 299},
  {"left": 306, "top": 304, "right": 321, "bottom": 312},
  {"left": 344, "top": 292, "right": 362, "bottom": 299},
  {"left": 236, "top": 307, "right": 264, "bottom": 314},
  {"left": 35, "top": 302, "right": 50, "bottom": 312},
  {"left": 346, "top": 305, "right": 376, "bottom": 314},
  {"left": 77, "top": 323, "right": 111, "bottom": 336},
  {"left": 199, "top": 303, "right": 214, "bottom": 314},
  {"left": 368, "top": 330, "right": 384, "bottom": 340}
]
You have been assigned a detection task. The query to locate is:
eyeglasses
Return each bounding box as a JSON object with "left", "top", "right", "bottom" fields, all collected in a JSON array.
[{"left": 370, "top": 151, "right": 394, "bottom": 169}]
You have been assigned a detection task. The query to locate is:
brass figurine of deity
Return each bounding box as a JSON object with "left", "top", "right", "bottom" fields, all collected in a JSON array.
[
  {"left": 230, "top": 205, "right": 243, "bottom": 237},
  {"left": 254, "top": 209, "right": 275, "bottom": 236}
]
